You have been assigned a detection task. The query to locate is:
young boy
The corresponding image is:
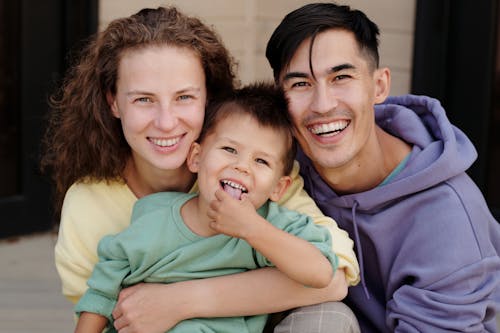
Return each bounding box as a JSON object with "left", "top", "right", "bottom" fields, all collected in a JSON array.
[{"left": 74, "top": 82, "right": 338, "bottom": 333}]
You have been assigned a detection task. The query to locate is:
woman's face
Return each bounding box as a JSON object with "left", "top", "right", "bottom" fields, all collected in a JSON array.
[{"left": 109, "top": 45, "right": 207, "bottom": 173}]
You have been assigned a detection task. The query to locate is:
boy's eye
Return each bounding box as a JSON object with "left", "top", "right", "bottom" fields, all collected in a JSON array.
[
  {"left": 255, "top": 158, "right": 269, "bottom": 166},
  {"left": 222, "top": 146, "right": 236, "bottom": 154}
]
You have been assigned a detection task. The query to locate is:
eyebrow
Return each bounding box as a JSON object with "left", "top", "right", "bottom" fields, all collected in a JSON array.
[
  {"left": 125, "top": 86, "right": 202, "bottom": 96},
  {"left": 220, "top": 137, "right": 278, "bottom": 160},
  {"left": 282, "top": 63, "right": 356, "bottom": 82}
]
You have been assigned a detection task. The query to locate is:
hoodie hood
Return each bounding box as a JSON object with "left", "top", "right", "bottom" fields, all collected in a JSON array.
[
  {"left": 299, "top": 94, "right": 478, "bottom": 212},
  {"left": 296, "top": 95, "right": 500, "bottom": 332}
]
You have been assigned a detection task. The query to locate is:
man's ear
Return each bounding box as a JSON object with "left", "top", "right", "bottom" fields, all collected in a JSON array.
[
  {"left": 187, "top": 142, "right": 202, "bottom": 173},
  {"left": 373, "top": 67, "right": 391, "bottom": 104},
  {"left": 107, "top": 91, "right": 120, "bottom": 118},
  {"left": 269, "top": 175, "right": 292, "bottom": 202}
]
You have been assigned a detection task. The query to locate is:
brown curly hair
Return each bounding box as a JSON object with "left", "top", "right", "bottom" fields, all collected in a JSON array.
[{"left": 40, "top": 6, "right": 237, "bottom": 217}]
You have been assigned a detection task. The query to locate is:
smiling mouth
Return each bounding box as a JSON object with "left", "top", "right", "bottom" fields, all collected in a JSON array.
[
  {"left": 307, "top": 120, "right": 350, "bottom": 137},
  {"left": 220, "top": 179, "right": 248, "bottom": 200},
  {"left": 149, "top": 136, "right": 181, "bottom": 147}
]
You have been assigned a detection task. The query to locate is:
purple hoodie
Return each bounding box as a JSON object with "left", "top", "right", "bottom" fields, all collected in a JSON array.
[{"left": 297, "top": 95, "right": 500, "bottom": 332}]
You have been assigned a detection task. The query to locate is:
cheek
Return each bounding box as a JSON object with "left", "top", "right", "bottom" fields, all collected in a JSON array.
[
  {"left": 286, "top": 93, "right": 310, "bottom": 119},
  {"left": 187, "top": 105, "right": 206, "bottom": 136}
]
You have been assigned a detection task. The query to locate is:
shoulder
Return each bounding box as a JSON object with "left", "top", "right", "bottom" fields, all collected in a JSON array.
[
  {"left": 60, "top": 180, "right": 136, "bottom": 235},
  {"left": 132, "top": 192, "right": 195, "bottom": 221},
  {"left": 264, "top": 201, "right": 311, "bottom": 226},
  {"left": 64, "top": 179, "right": 133, "bottom": 205}
]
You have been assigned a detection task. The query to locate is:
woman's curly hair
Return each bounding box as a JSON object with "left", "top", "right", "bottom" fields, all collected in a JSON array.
[{"left": 40, "top": 6, "right": 237, "bottom": 217}]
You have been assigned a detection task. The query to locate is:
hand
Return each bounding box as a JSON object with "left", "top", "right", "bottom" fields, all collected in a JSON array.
[
  {"left": 112, "top": 283, "right": 183, "bottom": 333},
  {"left": 207, "top": 189, "right": 264, "bottom": 238}
]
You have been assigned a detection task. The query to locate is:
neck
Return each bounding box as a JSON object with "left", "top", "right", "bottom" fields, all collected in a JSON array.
[
  {"left": 123, "top": 158, "right": 196, "bottom": 198},
  {"left": 317, "top": 126, "right": 411, "bottom": 194},
  {"left": 181, "top": 196, "right": 218, "bottom": 237}
]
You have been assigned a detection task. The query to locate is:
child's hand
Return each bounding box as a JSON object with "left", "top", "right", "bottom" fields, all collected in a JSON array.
[{"left": 207, "top": 189, "right": 265, "bottom": 239}]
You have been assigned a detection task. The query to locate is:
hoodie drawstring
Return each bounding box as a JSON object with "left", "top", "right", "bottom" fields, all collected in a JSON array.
[{"left": 352, "top": 201, "right": 370, "bottom": 299}]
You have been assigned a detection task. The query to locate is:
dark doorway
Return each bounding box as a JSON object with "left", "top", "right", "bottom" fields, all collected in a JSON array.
[
  {"left": 412, "top": 0, "right": 500, "bottom": 220},
  {"left": 0, "top": 0, "right": 97, "bottom": 239}
]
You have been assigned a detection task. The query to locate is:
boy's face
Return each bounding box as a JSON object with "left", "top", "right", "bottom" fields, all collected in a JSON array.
[
  {"left": 188, "top": 111, "right": 291, "bottom": 209},
  {"left": 279, "top": 29, "right": 389, "bottom": 174}
]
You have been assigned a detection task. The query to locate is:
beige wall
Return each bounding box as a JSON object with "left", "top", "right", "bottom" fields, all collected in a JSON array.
[{"left": 99, "top": 0, "right": 415, "bottom": 96}]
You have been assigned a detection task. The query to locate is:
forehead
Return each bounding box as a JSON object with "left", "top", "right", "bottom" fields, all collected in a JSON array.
[
  {"left": 284, "top": 29, "right": 366, "bottom": 77},
  {"left": 116, "top": 45, "right": 205, "bottom": 90},
  {"left": 210, "top": 113, "right": 288, "bottom": 150}
]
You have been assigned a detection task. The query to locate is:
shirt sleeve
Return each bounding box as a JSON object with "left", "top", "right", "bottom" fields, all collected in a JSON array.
[
  {"left": 278, "top": 161, "right": 360, "bottom": 285},
  {"left": 74, "top": 233, "right": 132, "bottom": 321},
  {"left": 54, "top": 182, "right": 133, "bottom": 304}
]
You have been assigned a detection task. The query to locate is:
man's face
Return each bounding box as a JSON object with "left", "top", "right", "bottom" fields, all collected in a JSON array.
[{"left": 280, "top": 29, "right": 386, "bottom": 174}]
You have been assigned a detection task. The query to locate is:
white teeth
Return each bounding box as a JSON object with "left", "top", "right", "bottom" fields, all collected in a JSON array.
[
  {"left": 220, "top": 179, "right": 248, "bottom": 192},
  {"left": 309, "top": 120, "right": 349, "bottom": 135},
  {"left": 150, "top": 137, "right": 180, "bottom": 147}
]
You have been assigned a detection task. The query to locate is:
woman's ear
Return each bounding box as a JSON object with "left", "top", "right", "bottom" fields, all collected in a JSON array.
[
  {"left": 269, "top": 176, "right": 292, "bottom": 202},
  {"left": 187, "top": 142, "right": 202, "bottom": 173},
  {"left": 107, "top": 91, "right": 120, "bottom": 118},
  {"left": 373, "top": 67, "right": 391, "bottom": 104}
]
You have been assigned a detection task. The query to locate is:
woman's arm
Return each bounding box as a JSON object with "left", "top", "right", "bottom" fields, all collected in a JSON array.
[{"left": 112, "top": 267, "right": 347, "bottom": 332}]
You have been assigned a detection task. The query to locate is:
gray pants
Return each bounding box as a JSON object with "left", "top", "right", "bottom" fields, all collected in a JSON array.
[{"left": 270, "top": 302, "right": 360, "bottom": 333}]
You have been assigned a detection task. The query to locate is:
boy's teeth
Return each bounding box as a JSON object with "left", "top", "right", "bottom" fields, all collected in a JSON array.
[{"left": 220, "top": 180, "right": 247, "bottom": 200}]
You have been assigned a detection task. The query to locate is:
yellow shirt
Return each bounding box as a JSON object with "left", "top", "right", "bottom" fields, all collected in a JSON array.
[{"left": 55, "top": 162, "right": 359, "bottom": 304}]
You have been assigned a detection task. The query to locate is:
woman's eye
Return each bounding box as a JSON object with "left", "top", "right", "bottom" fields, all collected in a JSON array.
[
  {"left": 222, "top": 146, "right": 236, "bottom": 154},
  {"left": 135, "top": 97, "right": 152, "bottom": 103},
  {"left": 178, "top": 95, "right": 192, "bottom": 101}
]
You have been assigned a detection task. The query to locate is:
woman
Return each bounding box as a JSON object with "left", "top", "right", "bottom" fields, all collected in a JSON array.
[{"left": 41, "top": 6, "right": 359, "bottom": 333}]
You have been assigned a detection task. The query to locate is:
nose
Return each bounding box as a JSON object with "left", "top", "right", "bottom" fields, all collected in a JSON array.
[
  {"left": 233, "top": 155, "right": 250, "bottom": 174},
  {"left": 310, "top": 83, "right": 337, "bottom": 114},
  {"left": 154, "top": 103, "right": 178, "bottom": 131}
]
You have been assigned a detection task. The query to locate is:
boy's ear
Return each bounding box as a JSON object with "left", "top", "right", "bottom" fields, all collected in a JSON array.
[
  {"left": 107, "top": 91, "right": 120, "bottom": 118},
  {"left": 187, "top": 142, "right": 201, "bottom": 173},
  {"left": 269, "top": 175, "right": 292, "bottom": 202},
  {"left": 373, "top": 67, "right": 391, "bottom": 104}
]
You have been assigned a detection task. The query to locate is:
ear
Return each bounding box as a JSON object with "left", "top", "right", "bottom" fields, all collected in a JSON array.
[
  {"left": 373, "top": 67, "right": 391, "bottom": 104},
  {"left": 107, "top": 91, "right": 120, "bottom": 118},
  {"left": 269, "top": 175, "right": 292, "bottom": 202},
  {"left": 187, "top": 142, "right": 202, "bottom": 173}
]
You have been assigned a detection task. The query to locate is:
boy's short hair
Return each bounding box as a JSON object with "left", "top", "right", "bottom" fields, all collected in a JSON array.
[{"left": 200, "top": 82, "right": 296, "bottom": 175}]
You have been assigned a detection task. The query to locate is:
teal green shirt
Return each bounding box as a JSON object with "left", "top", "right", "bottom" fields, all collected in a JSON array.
[{"left": 75, "top": 192, "right": 337, "bottom": 333}]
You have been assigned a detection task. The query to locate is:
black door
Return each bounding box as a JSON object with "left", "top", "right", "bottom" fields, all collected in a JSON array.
[
  {"left": 412, "top": 0, "right": 500, "bottom": 220},
  {"left": 0, "top": 0, "right": 97, "bottom": 239}
]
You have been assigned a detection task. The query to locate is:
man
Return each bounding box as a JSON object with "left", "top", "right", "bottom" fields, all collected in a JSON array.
[{"left": 266, "top": 3, "right": 500, "bottom": 332}]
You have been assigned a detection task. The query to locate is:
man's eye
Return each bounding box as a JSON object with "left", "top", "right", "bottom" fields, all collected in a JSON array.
[
  {"left": 222, "top": 146, "right": 236, "bottom": 154},
  {"left": 334, "top": 74, "right": 350, "bottom": 81},
  {"left": 291, "top": 81, "right": 309, "bottom": 88}
]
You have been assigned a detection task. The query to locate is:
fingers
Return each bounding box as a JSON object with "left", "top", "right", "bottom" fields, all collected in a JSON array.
[{"left": 214, "top": 188, "right": 230, "bottom": 201}]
